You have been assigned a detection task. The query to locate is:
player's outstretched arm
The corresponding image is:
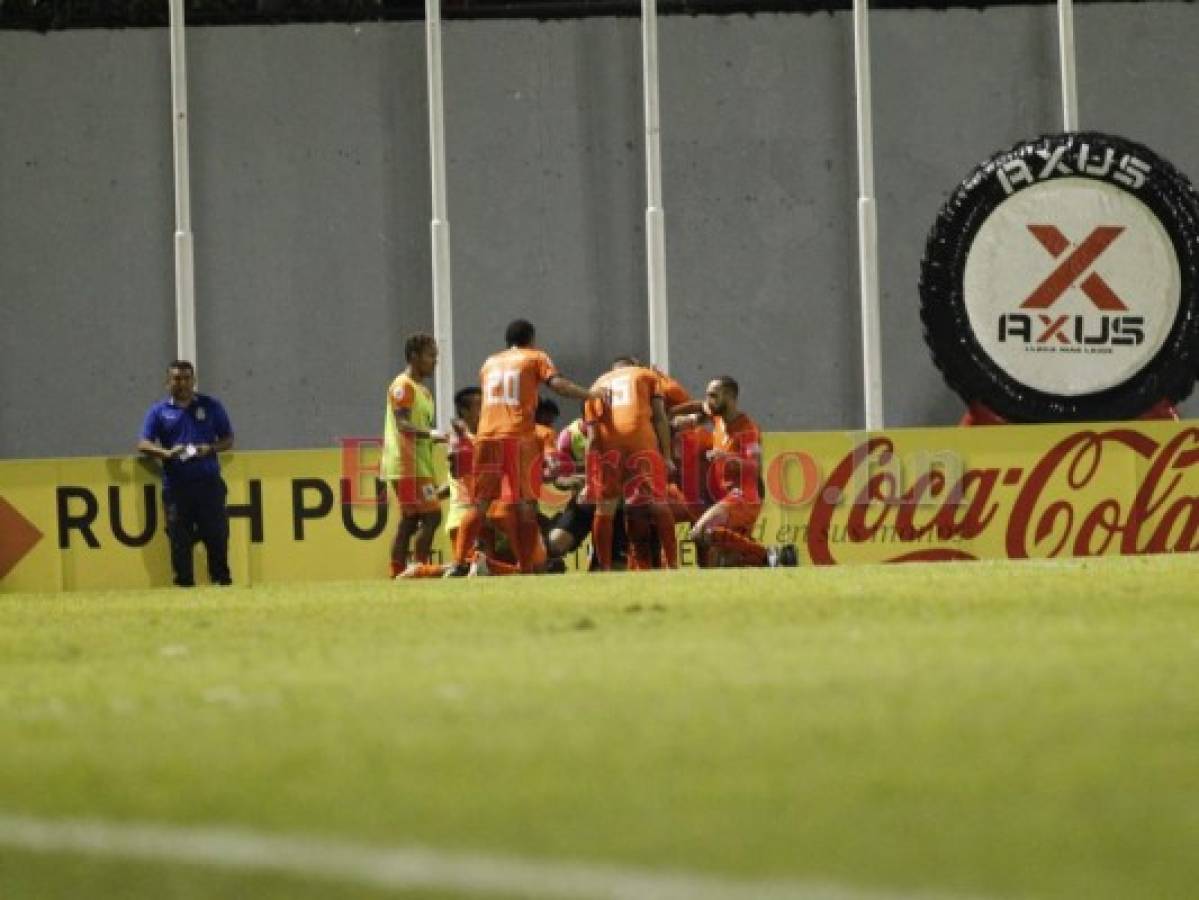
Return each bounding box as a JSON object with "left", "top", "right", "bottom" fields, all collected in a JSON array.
[
  {"left": 651, "top": 398, "right": 673, "bottom": 465},
  {"left": 669, "top": 399, "right": 709, "bottom": 418},
  {"left": 547, "top": 374, "right": 606, "bottom": 403}
]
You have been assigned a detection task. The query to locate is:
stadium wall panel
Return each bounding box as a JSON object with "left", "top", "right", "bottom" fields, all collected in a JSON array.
[{"left": 3, "top": 3, "right": 1199, "bottom": 459}]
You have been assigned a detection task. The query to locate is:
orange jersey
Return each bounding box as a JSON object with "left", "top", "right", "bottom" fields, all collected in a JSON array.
[
  {"left": 653, "top": 369, "right": 691, "bottom": 411},
  {"left": 478, "top": 348, "right": 559, "bottom": 439},
  {"left": 713, "top": 412, "right": 761, "bottom": 455},
  {"left": 713, "top": 412, "right": 763, "bottom": 495},
  {"left": 585, "top": 366, "right": 662, "bottom": 452}
]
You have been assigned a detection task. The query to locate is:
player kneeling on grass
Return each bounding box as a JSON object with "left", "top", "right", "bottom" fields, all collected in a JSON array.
[
  {"left": 584, "top": 357, "right": 679, "bottom": 571},
  {"left": 444, "top": 386, "right": 485, "bottom": 551},
  {"left": 676, "top": 376, "right": 796, "bottom": 568}
]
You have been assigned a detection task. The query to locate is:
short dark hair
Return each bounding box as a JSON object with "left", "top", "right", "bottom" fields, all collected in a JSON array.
[
  {"left": 168, "top": 360, "right": 194, "bottom": 374},
  {"left": 505, "top": 319, "right": 536, "bottom": 348},
  {"left": 535, "top": 396, "right": 559, "bottom": 424},
  {"left": 454, "top": 386, "right": 482, "bottom": 416},
  {"left": 612, "top": 355, "right": 640, "bottom": 368},
  {"left": 404, "top": 332, "right": 437, "bottom": 362},
  {"left": 713, "top": 374, "right": 739, "bottom": 398}
]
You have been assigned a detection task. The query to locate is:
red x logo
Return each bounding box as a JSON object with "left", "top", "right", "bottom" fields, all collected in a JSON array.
[
  {"left": 1036, "top": 314, "right": 1071, "bottom": 344},
  {"left": 1021, "top": 225, "right": 1128, "bottom": 311}
]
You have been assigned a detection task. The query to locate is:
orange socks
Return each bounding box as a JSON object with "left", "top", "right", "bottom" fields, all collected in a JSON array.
[{"left": 454, "top": 509, "right": 484, "bottom": 565}]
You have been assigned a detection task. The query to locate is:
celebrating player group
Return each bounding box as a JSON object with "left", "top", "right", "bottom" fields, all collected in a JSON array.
[{"left": 382, "top": 319, "right": 797, "bottom": 578}]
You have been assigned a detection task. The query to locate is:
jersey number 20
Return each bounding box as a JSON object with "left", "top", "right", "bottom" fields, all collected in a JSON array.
[{"left": 485, "top": 369, "right": 521, "bottom": 406}]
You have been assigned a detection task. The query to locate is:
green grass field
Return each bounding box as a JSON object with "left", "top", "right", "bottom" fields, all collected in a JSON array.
[{"left": 3, "top": 556, "right": 1199, "bottom": 899}]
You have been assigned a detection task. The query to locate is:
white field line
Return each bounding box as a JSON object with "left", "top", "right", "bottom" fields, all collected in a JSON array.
[{"left": 0, "top": 813, "right": 992, "bottom": 900}]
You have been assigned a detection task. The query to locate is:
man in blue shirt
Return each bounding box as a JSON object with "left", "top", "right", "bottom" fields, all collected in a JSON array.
[{"left": 137, "top": 360, "right": 235, "bottom": 587}]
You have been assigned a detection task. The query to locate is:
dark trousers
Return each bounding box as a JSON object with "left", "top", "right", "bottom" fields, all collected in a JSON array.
[{"left": 164, "top": 477, "right": 231, "bottom": 586}]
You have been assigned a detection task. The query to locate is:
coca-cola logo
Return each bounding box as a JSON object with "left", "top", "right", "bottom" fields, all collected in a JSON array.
[{"left": 805, "top": 428, "right": 1199, "bottom": 565}]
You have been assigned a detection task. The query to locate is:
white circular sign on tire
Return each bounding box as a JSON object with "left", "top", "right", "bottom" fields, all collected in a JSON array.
[
  {"left": 920, "top": 132, "right": 1199, "bottom": 423},
  {"left": 963, "top": 177, "right": 1180, "bottom": 396}
]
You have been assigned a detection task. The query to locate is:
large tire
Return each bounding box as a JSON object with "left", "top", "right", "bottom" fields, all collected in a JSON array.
[{"left": 920, "top": 132, "right": 1199, "bottom": 423}]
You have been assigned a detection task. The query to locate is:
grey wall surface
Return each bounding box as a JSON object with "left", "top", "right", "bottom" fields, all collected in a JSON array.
[{"left": 4, "top": 3, "right": 1199, "bottom": 458}]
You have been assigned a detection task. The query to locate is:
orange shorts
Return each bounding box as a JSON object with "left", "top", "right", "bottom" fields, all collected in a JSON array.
[
  {"left": 587, "top": 446, "right": 669, "bottom": 504},
  {"left": 472, "top": 436, "right": 543, "bottom": 503},
  {"left": 393, "top": 476, "right": 440, "bottom": 516},
  {"left": 715, "top": 497, "right": 761, "bottom": 534}
]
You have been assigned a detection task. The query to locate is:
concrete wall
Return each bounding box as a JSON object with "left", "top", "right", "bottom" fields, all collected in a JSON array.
[{"left": 4, "top": 3, "right": 1199, "bottom": 458}]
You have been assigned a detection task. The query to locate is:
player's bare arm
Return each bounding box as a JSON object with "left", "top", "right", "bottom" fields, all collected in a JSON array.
[
  {"left": 669, "top": 399, "right": 702, "bottom": 417},
  {"left": 547, "top": 373, "right": 607, "bottom": 403},
  {"left": 667, "top": 399, "right": 705, "bottom": 418},
  {"left": 651, "top": 397, "right": 674, "bottom": 472},
  {"left": 671, "top": 410, "right": 712, "bottom": 432},
  {"left": 394, "top": 406, "right": 447, "bottom": 442},
  {"left": 669, "top": 400, "right": 715, "bottom": 426}
]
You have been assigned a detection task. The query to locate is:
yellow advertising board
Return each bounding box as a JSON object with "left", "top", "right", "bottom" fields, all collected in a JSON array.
[
  {"left": 3, "top": 420, "right": 1199, "bottom": 592},
  {"left": 757, "top": 420, "right": 1199, "bottom": 565}
]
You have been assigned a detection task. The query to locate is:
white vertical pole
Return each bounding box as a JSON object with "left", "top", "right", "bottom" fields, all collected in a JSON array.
[
  {"left": 642, "top": 0, "right": 670, "bottom": 373},
  {"left": 853, "top": 0, "right": 883, "bottom": 430},
  {"left": 426, "top": 0, "right": 455, "bottom": 430},
  {"left": 1057, "top": 0, "right": 1079, "bottom": 131},
  {"left": 168, "top": 0, "right": 197, "bottom": 365}
]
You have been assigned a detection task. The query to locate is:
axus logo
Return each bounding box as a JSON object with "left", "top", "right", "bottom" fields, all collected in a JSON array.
[
  {"left": 996, "top": 143, "right": 1152, "bottom": 196},
  {"left": 998, "top": 224, "right": 1145, "bottom": 349}
]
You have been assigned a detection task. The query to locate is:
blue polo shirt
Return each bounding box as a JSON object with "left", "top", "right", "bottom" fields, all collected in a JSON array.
[{"left": 140, "top": 393, "right": 233, "bottom": 489}]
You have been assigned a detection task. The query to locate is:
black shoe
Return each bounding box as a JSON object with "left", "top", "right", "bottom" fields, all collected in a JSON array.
[
  {"left": 543, "top": 558, "right": 567, "bottom": 575},
  {"left": 442, "top": 563, "right": 471, "bottom": 578},
  {"left": 214, "top": 578, "right": 233, "bottom": 586},
  {"left": 174, "top": 578, "right": 195, "bottom": 588}
]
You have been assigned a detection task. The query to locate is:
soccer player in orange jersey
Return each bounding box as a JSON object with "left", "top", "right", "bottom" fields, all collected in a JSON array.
[
  {"left": 479, "top": 396, "right": 562, "bottom": 576},
  {"left": 449, "top": 319, "right": 602, "bottom": 576},
  {"left": 683, "top": 375, "right": 771, "bottom": 567},
  {"left": 584, "top": 357, "right": 678, "bottom": 571}
]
